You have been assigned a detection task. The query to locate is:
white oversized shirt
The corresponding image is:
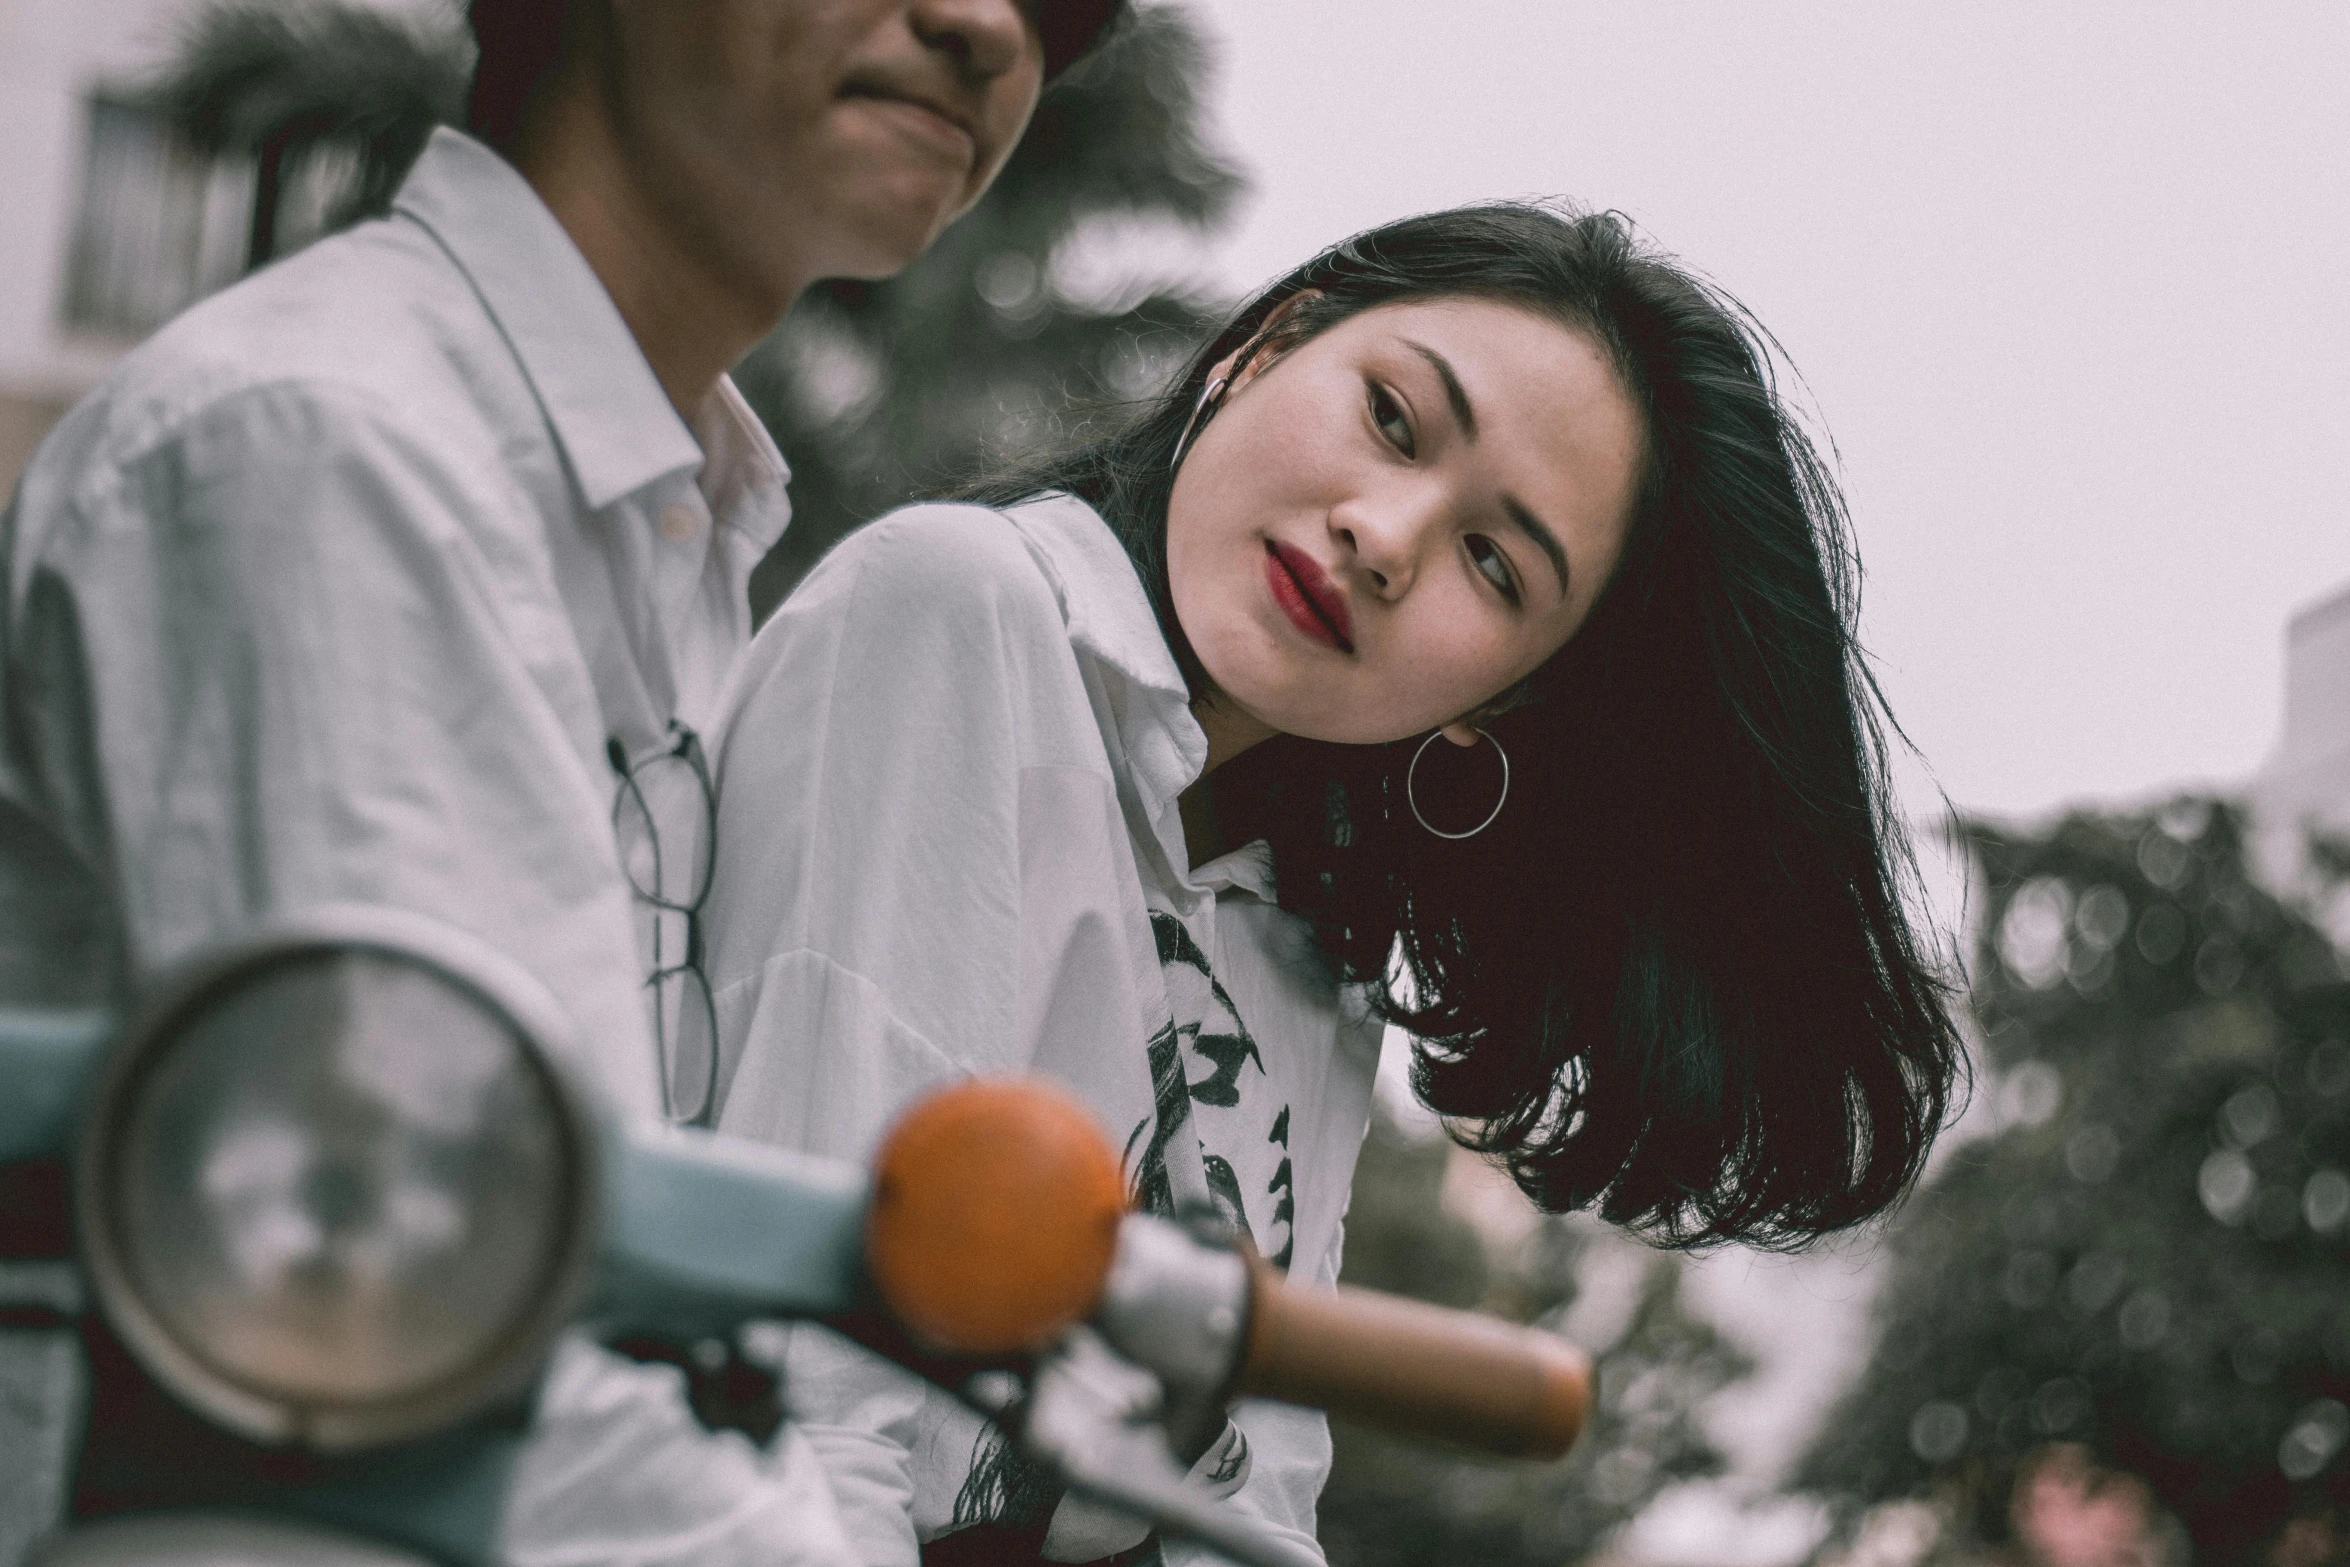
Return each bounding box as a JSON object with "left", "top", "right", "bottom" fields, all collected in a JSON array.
[
  {"left": 702, "top": 495, "right": 1383, "bottom": 1565},
  {"left": 0, "top": 128, "right": 852, "bottom": 1567}
]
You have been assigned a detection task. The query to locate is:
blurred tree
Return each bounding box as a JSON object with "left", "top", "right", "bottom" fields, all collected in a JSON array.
[
  {"left": 1320, "top": 1108, "right": 1750, "bottom": 1567},
  {"left": 738, "top": 2, "right": 1242, "bottom": 616},
  {"left": 1797, "top": 801, "right": 2350, "bottom": 1567},
  {"left": 145, "top": 0, "right": 473, "bottom": 268}
]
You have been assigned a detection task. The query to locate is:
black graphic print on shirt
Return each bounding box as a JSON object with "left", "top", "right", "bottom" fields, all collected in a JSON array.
[
  {"left": 1150, "top": 911, "right": 1295, "bottom": 1271},
  {"left": 950, "top": 1428, "right": 1063, "bottom": 1536},
  {"left": 1125, "top": 1016, "right": 1191, "bottom": 1220},
  {"left": 953, "top": 910, "right": 1291, "bottom": 1541}
]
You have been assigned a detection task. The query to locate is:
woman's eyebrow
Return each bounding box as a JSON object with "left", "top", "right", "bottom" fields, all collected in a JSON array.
[
  {"left": 1405, "top": 340, "right": 1478, "bottom": 442},
  {"left": 1504, "top": 496, "right": 1572, "bottom": 599},
  {"left": 1403, "top": 337, "right": 1572, "bottom": 599}
]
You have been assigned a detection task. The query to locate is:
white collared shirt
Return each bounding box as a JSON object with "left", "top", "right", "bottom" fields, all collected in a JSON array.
[
  {"left": 703, "top": 494, "right": 1383, "bottom": 1566},
  {"left": 0, "top": 129, "right": 850, "bottom": 1567}
]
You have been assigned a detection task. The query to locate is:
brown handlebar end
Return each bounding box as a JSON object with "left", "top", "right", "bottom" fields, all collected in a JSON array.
[
  {"left": 865, "top": 1078, "right": 1126, "bottom": 1356},
  {"left": 1237, "top": 1259, "right": 1592, "bottom": 1461}
]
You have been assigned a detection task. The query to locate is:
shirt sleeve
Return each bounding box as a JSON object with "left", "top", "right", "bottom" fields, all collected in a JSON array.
[
  {"left": 1, "top": 383, "right": 858, "bottom": 1567},
  {"left": 704, "top": 501, "right": 1165, "bottom": 1151},
  {"left": 4, "top": 381, "right": 657, "bottom": 1117},
  {"left": 504, "top": 1334, "right": 859, "bottom": 1567},
  {"left": 702, "top": 505, "right": 1176, "bottom": 1557}
]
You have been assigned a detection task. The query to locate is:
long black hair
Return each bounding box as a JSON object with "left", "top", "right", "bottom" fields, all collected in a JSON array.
[{"left": 968, "top": 203, "right": 1964, "bottom": 1248}]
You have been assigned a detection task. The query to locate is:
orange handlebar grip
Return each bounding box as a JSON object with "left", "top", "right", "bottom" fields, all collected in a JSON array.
[
  {"left": 864, "top": 1079, "right": 1126, "bottom": 1356},
  {"left": 1236, "top": 1259, "right": 1592, "bottom": 1460}
]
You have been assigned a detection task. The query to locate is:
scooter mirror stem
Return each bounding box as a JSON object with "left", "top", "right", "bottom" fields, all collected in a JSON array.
[{"left": 596, "top": 1121, "right": 870, "bottom": 1334}]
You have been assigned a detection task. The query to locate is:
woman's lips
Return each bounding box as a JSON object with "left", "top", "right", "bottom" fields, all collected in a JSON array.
[{"left": 1264, "top": 540, "right": 1354, "bottom": 653}]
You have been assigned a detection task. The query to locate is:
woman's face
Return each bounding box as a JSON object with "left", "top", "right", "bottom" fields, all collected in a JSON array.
[{"left": 1167, "top": 297, "right": 1645, "bottom": 747}]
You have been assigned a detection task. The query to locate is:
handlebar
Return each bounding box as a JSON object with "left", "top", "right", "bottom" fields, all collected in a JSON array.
[
  {"left": 875, "top": 1081, "right": 1597, "bottom": 1466},
  {"left": 1237, "top": 1257, "right": 1590, "bottom": 1460}
]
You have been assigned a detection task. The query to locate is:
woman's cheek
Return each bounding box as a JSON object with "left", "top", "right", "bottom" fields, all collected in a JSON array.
[{"left": 1401, "top": 621, "right": 1524, "bottom": 731}]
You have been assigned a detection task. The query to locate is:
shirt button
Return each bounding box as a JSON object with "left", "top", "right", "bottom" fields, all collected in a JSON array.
[{"left": 658, "top": 503, "right": 702, "bottom": 543}]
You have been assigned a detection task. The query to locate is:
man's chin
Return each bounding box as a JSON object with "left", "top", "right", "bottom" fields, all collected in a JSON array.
[
  {"left": 807, "top": 142, "right": 977, "bottom": 269},
  {"left": 813, "top": 206, "right": 965, "bottom": 284}
]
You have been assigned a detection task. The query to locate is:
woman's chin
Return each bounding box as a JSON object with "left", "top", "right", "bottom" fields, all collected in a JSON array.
[{"left": 1216, "top": 691, "right": 1409, "bottom": 750}]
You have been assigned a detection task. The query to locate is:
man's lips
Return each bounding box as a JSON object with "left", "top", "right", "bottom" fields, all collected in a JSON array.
[
  {"left": 1264, "top": 540, "right": 1354, "bottom": 653},
  {"left": 841, "top": 84, "right": 977, "bottom": 163}
]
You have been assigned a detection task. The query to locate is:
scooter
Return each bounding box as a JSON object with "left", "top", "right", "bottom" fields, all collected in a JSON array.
[{"left": 0, "top": 905, "right": 1590, "bottom": 1567}]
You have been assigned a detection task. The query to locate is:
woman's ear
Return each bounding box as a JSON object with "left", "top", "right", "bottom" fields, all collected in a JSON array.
[
  {"left": 1213, "top": 288, "right": 1326, "bottom": 392},
  {"left": 1443, "top": 679, "right": 1535, "bottom": 745}
]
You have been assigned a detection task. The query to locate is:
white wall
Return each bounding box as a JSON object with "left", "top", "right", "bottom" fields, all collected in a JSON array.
[
  {"left": 0, "top": 0, "right": 200, "bottom": 399},
  {"left": 2251, "top": 583, "right": 2350, "bottom": 933}
]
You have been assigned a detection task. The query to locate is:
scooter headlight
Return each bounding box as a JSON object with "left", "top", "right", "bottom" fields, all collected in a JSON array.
[{"left": 77, "top": 908, "right": 600, "bottom": 1452}]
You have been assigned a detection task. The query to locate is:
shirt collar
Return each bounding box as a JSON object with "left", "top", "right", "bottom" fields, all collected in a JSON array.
[
  {"left": 1194, "top": 840, "right": 1278, "bottom": 902},
  {"left": 1004, "top": 494, "right": 1190, "bottom": 700},
  {"left": 1004, "top": 490, "right": 1205, "bottom": 789},
  {"left": 690, "top": 378, "right": 793, "bottom": 556},
  {"left": 393, "top": 128, "right": 705, "bottom": 512}
]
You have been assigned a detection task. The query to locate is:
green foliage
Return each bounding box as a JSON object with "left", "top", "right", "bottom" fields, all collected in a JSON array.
[
  {"left": 1796, "top": 800, "right": 2350, "bottom": 1565},
  {"left": 740, "top": 3, "right": 1243, "bottom": 615},
  {"left": 1319, "top": 1110, "right": 1750, "bottom": 1567}
]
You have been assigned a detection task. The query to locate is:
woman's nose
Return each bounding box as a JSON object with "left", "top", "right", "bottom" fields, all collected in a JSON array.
[
  {"left": 1333, "top": 494, "right": 1439, "bottom": 600},
  {"left": 908, "top": 0, "right": 1035, "bottom": 80}
]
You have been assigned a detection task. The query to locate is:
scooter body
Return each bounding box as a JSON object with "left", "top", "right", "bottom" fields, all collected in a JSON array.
[{"left": 1, "top": 907, "right": 1588, "bottom": 1567}]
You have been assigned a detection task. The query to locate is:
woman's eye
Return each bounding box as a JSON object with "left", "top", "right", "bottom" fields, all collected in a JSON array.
[
  {"left": 1466, "top": 535, "right": 1520, "bottom": 603},
  {"left": 1368, "top": 383, "right": 1415, "bottom": 457}
]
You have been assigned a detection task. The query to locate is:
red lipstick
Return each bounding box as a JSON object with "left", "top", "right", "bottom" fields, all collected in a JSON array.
[{"left": 1264, "top": 540, "right": 1354, "bottom": 653}]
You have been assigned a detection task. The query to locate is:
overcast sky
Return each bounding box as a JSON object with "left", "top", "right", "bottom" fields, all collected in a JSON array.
[{"left": 1179, "top": 1, "right": 2350, "bottom": 827}]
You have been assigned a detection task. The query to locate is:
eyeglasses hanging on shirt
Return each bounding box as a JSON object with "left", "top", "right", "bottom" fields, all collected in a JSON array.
[{"left": 607, "top": 722, "right": 719, "bottom": 1127}]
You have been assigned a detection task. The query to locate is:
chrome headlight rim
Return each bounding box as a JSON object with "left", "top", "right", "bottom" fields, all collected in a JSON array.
[{"left": 74, "top": 904, "right": 604, "bottom": 1454}]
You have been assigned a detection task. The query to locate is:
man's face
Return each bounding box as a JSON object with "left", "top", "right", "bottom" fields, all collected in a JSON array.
[{"left": 603, "top": 0, "right": 1046, "bottom": 302}]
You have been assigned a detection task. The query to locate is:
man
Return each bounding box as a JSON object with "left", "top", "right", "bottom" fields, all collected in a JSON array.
[{"left": 0, "top": 0, "right": 1115, "bottom": 1560}]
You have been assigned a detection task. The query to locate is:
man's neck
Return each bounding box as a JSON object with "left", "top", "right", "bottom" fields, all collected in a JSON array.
[{"left": 512, "top": 77, "right": 800, "bottom": 422}]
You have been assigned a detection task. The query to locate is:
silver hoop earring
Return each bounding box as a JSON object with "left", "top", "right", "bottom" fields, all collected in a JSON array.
[
  {"left": 1169, "top": 375, "right": 1229, "bottom": 472},
  {"left": 1407, "top": 728, "right": 1510, "bottom": 840}
]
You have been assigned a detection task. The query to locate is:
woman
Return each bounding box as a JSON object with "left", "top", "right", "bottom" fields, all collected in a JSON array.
[{"left": 699, "top": 204, "right": 1962, "bottom": 1565}]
